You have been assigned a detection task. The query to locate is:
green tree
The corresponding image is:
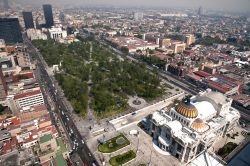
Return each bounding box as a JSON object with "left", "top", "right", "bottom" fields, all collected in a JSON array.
[
  {"left": 0, "top": 104, "right": 5, "bottom": 114},
  {"left": 121, "top": 46, "right": 129, "bottom": 54}
]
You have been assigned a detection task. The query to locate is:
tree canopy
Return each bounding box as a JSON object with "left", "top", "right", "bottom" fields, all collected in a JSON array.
[{"left": 33, "top": 39, "right": 164, "bottom": 118}]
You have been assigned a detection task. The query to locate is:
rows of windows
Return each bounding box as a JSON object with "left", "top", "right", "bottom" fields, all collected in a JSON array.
[
  {"left": 18, "top": 97, "right": 44, "bottom": 107},
  {"left": 19, "top": 98, "right": 44, "bottom": 104},
  {"left": 20, "top": 102, "right": 44, "bottom": 108},
  {"left": 18, "top": 94, "right": 43, "bottom": 101},
  {"left": 19, "top": 100, "right": 44, "bottom": 106},
  {"left": 170, "top": 111, "right": 190, "bottom": 126}
]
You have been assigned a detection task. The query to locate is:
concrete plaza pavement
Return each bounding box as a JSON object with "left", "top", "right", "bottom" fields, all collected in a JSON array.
[{"left": 110, "top": 92, "right": 185, "bottom": 131}]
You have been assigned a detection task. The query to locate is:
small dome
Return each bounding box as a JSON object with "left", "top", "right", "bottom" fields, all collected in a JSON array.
[
  {"left": 190, "top": 118, "right": 209, "bottom": 133},
  {"left": 175, "top": 100, "right": 198, "bottom": 118}
]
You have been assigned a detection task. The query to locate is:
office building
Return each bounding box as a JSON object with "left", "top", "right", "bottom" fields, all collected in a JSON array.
[
  {"left": 0, "top": 39, "right": 7, "bottom": 57},
  {"left": 0, "top": 0, "right": 10, "bottom": 10},
  {"left": 43, "top": 4, "right": 54, "bottom": 28},
  {"left": 160, "top": 38, "right": 171, "bottom": 48},
  {"left": 198, "top": 6, "right": 204, "bottom": 16},
  {"left": 185, "top": 34, "right": 196, "bottom": 46},
  {"left": 134, "top": 12, "right": 143, "bottom": 21},
  {"left": 8, "top": 87, "right": 45, "bottom": 109},
  {"left": 26, "top": 29, "right": 47, "bottom": 40},
  {"left": 0, "top": 17, "right": 23, "bottom": 44},
  {"left": 0, "top": 67, "right": 7, "bottom": 100},
  {"left": 22, "top": 11, "right": 34, "bottom": 29},
  {"left": 171, "top": 42, "right": 186, "bottom": 54}
]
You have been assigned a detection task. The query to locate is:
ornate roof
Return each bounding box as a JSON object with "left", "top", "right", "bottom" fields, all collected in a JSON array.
[
  {"left": 175, "top": 100, "right": 198, "bottom": 118},
  {"left": 190, "top": 118, "right": 209, "bottom": 133}
]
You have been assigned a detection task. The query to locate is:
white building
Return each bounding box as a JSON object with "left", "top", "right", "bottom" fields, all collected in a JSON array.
[
  {"left": 26, "top": 29, "right": 47, "bottom": 40},
  {"left": 49, "top": 27, "right": 67, "bottom": 40},
  {"left": 9, "top": 87, "right": 44, "bottom": 109},
  {"left": 134, "top": 12, "right": 143, "bottom": 21},
  {"left": 147, "top": 90, "right": 240, "bottom": 164}
]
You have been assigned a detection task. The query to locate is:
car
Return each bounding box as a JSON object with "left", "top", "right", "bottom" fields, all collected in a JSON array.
[
  {"left": 70, "top": 128, "right": 73, "bottom": 134},
  {"left": 131, "top": 112, "right": 137, "bottom": 115},
  {"left": 82, "top": 140, "right": 85, "bottom": 144},
  {"left": 88, "top": 153, "right": 91, "bottom": 157}
]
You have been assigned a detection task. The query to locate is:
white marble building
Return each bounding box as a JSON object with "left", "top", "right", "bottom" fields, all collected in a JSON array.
[{"left": 147, "top": 89, "right": 240, "bottom": 163}]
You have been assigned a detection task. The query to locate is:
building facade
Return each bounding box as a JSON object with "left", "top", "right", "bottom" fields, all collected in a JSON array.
[
  {"left": 43, "top": 4, "right": 54, "bottom": 28},
  {"left": 0, "top": 18, "right": 23, "bottom": 44},
  {"left": 49, "top": 27, "right": 67, "bottom": 40},
  {"left": 134, "top": 12, "right": 143, "bottom": 21},
  {"left": 147, "top": 90, "right": 240, "bottom": 163},
  {"left": 22, "top": 11, "right": 34, "bottom": 29},
  {"left": 185, "top": 34, "right": 196, "bottom": 46},
  {"left": 11, "top": 87, "right": 44, "bottom": 109},
  {"left": 0, "top": 67, "right": 7, "bottom": 100}
]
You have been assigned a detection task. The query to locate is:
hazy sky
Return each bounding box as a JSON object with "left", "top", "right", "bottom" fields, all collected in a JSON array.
[{"left": 17, "top": 0, "right": 250, "bottom": 13}]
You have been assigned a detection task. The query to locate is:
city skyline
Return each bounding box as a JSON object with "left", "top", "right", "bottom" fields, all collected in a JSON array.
[
  {"left": 14, "top": 0, "right": 250, "bottom": 13},
  {"left": 0, "top": 2, "right": 249, "bottom": 166}
]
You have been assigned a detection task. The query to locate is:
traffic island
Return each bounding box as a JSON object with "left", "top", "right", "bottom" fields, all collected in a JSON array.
[
  {"left": 109, "top": 150, "right": 136, "bottom": 166},
  {"left": 98, "top": 134, "right": 130, "bottom": 153}
]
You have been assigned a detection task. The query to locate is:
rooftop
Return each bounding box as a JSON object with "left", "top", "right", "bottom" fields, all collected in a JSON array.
[
  {"left": 40, "top": 134, "right": 53, "bottom": 144},
  {"left": 14, "top": 88, "right": 42, "bottom": 100}
]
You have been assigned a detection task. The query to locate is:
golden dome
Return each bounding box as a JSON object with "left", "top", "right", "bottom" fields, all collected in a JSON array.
[
  {"left": 175, "top": 100, "right": 198, "bottom": 118},
  {"left": 190, "top": 118, "right": 209, "bottom": 133}
]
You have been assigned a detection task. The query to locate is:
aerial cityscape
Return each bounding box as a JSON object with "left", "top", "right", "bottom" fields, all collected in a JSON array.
[{"left": 0, "top": 0, "right": 250, "bottom": 166}]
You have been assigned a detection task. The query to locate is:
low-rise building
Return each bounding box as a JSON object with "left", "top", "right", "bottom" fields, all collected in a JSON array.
[
  {"left": 108, "top": 37, "right": 158, "bottom": 53},
  {"left": 49, "top": 27, "right": 67, "bottom": 40},
  {"left": 26, "top": 29, "right": 48, "bottom": 40},
  {"left": 8, "top": 87, "right": 44, "bottom": 110}
]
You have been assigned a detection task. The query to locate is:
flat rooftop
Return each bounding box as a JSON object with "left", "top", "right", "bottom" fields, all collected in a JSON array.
[{"left": 40, "top": 134, "right": 53, "bottom": 143}]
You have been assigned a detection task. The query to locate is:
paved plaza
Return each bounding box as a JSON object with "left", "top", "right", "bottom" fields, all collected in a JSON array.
[
  {"left": 87, "top": 123, "right": 181, "bottom": 166},
  {"left": 128, "top": 96, "right": 147, "bottom": 109}
]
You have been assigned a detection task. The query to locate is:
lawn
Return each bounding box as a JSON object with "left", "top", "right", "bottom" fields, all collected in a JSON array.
[
  {"left": 98, "top": 134, "right": 130, "bottom": 153},
  {"left": 109, "top": 150, "right": 136, "bottom": 166}
]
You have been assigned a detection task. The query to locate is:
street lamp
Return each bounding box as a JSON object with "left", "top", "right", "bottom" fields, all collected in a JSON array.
[{"left": 136, "top": 132, "right": 140, "bottom": 153}]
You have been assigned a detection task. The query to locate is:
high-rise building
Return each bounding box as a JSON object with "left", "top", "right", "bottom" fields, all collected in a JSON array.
[
  {"left": 43, "top": 4, "right": 54, "bottom": 28},
  {"left": 198, "top": 6, "right": 204, "bottom": 16},
  {"left": 0, "top": 17, "right": 23, "bottom": 44},
  {"left": 0, "top": 67, "right": 7, "bottom": 100},
  {"left": 134, "top": 12, "right": 143, "bottom": 21},
  {"left": 185, "top": 34, "right": 196, "bottom": 46},
  {"left": 22, "top": 11, "right": 34, "bottom": 29},
  {"left": 0, "top": 0, "right": 10, "bottom": 10}
]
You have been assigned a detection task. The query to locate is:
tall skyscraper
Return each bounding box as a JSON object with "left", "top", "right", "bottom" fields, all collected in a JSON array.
[
  {"left": 198, "top": 6, "right": 204, "bottom": 16},
  {"left": 0, "top": 0, "right": 10, "bottom": 10},
  {"left": 0, "top": 17, "right": 23, "bottom": 44},
  {"left": 43, "top": 4, "right": 54, "bottom": 28},
  {"left": 23, "top": 11, "right": 34, "bottom": 29},
  {"left": 0, "top": 67, "right": 7, "bottom": 100}
]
